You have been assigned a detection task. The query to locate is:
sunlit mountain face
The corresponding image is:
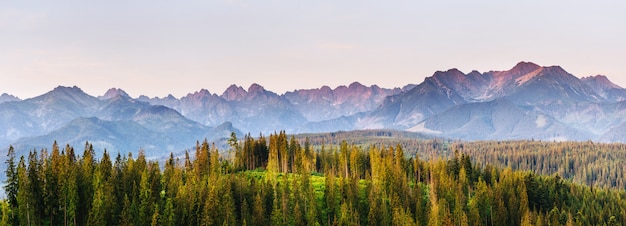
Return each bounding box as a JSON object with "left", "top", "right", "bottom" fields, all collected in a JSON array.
[{"left": 1, "top": 62, "right": 625, "bottom": 159}]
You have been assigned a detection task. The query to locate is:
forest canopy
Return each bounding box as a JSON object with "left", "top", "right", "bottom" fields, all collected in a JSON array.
[{"left": 2, "top": 132, "right": 625, "bottom": 225}]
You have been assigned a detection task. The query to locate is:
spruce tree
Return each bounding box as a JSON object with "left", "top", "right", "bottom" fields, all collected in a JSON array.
[{"left": 3, "top": 146, "right": 18, "bottom": 225}]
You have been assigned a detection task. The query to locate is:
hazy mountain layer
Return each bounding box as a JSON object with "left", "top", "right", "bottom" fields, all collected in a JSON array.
[
  {"left": 0, "top": 87, "right": 241, "bottom": 158},
  {"left": 351, "top": 62, "right": 626, "bottom": 142},
  {"left": 1, "top": 61, "right": 625, "bottom": 159}
]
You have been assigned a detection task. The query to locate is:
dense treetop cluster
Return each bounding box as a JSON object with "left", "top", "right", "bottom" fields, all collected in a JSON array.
[{"left": 1, "top": 132, "right": 625, "bottom": 225}]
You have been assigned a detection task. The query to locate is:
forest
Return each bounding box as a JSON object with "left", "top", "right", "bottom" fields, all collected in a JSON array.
[
  {"left": 2, "top": 131, "right": 626, "bottom": 225},
  {"left": 299, "top": 132, "right": 626, "bottom": 190}
]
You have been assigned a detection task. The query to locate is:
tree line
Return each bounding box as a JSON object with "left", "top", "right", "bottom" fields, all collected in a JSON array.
[
  {"left": 445, "top": 140, "right": 626, "bottom": 190},
  {"left": 2, "top": 132, "right": 625, "bottom": 225},
  {"left": 302, "top": 134, "right": 626, "bottom": 190}
]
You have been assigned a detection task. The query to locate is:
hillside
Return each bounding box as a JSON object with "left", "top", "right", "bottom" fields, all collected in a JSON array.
[
  {"left": 3, "top": 137, "right": 625, "bottom": 225},
  {"left": 1, "top": 62, "right": 626, "bottom": 159}
]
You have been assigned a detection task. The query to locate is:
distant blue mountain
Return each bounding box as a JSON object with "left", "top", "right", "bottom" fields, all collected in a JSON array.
[
  {"left": 1, "top": 61, "right": 626, "bottom": 160},
  {"left": 352, "top": 62, "right": 626, "bottom": 142}
]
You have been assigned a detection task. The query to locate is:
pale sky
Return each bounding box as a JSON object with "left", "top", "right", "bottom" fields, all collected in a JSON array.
[{"left": 1, "top": 1, "right": 625, "bottom": 99}]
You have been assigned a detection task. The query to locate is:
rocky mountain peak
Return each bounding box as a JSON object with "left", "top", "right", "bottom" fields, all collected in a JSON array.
[
  {"left": 348, "top": 82, "right": 366, "bottom": 90},
  {"left": 52, "top": 85, "right": 83, "bottom": 94},
  {"left": 581, "top": 75, "right": 626, "bottom": 101},
  {"left": 509, "top": 61, "right": 541, "bottom": 75},
  {"left": 543, "top": 65, "right": 566, "bottom": 73},
  {"left": 0, "top": 93, "right": 21, "bottom": 103},
  {"left": 320, "top": 85, "right": 332, "bottom": 93},
  {"left": 40, "top": 86, "right": 94, "bottom": 102},
  {"left": 3, "top": 61, "right": 626, "bottom": 157},
  {"left": 427, "top": 69, "right": 470, "bottom": 89},
  {"left": 198, "top": 88, "right": 211, "bottom": 95},
  {"left": 537, "top": 66, "right": 579, "bottom": 82},
  {"left": 186, "top": 89, "right": 212, "bottom": 99},
  {"left": 99, "top": 88, "right": 130, "bottom": 100},
  {"left": 447, "top": 68, "right": 465, "bottom": 75},
  {"left": 222, "top": 84, "right": 247, "bottom": 101},
  {"left": 180, "top": 89, "right": 214, "bottom": 106},
  {"left": 432, "top": 68, "right": 465, "bottom": 78},
  {"left": 164, "top": 94, "right": 177, "bottom": 101},
  {"left": 248, "top": 83, "right": 266, "bottom": 94},
  {"left": 468, "top": 70, "right": 482, "bottom": 75},
  {"left": 582, "top": 75, "right": 622, "bottom": 89}
]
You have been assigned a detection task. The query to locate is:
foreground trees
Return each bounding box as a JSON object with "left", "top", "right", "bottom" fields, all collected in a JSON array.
[{"left": 3, "top": 133, "right": 626, "bottom": 225}]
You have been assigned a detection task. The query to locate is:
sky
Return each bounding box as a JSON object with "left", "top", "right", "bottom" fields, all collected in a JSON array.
[{"left": 1, "top": 0, "right": 625, "bottom": 99}]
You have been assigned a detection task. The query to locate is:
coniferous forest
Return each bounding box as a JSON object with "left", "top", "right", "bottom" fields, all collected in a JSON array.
[{"left": 2, "top": 132, "right": 626, "bottom": 225}]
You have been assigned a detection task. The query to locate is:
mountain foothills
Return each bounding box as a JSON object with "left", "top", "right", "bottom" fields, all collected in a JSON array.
[{"left": 1, "top": 62, "right": 626, "bottom": 157}]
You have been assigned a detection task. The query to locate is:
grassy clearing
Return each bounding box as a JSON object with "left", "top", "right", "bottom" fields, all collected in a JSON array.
[
  {"left": 240, "top": 170, "right": 368, "bottom": 208},
  {"left": 241, "top": 170, "right": 327, "bottom": 196}
]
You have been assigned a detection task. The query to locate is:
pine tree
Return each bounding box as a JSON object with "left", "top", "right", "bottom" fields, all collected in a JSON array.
[
  {"left": 0, "top": 201, "right": 10, "bottom": 225},
  {"left": 16, "top": 156, "right": 32, "bottom": 226},
  {"left": 43, "top": 142, "right": 62, "bottom": 225},
  {"left": 270, "top": 187, "right": 284, "bottom": 226},
  {"left": 252, "top": 192, "right": 266, "bottom": 226},
  {"left": 240, "top": 198, "right": 251, "bottom": 226},
  {"left": 151, "top": 203, "right": 160, "bottom": 226},
  {"left": 27, "top": 151, "right": 42, "bottom": 225},
  {"left": 520, "top": 211, "right": 533, "bottom": 226},
  {"left": 221, "top": 178, "right": 237, "bottom": 226},
  {"left": 195, "top": 140, "right": 210, "bottom": 178},
  {"left": 428, "top": 181, "right": 441, "bottom": 226},
  {"left": 474, "top": 178, "right": 492, "bottom": 226},
  {"left": 139, "top": 168, "right": 153, "bottom": 225},
  {"left": 3, "top": 146, "right": 18, "bottom": 225},
  {"left": 161, "top": 198, "right": 176, "bottom": 226},
  {"left": 87, "top": 168, "right": 107, "bottom": 226},
  {"left": 203, "top": 185, "right": 220, "bottom": 226},
  {"left": 413, "top": 183, "right": 427, "bottom": 226},
  {"left": 267, "top": 135, "right": 280, "bottom": 186},
  {"left": 77, "top": 143, "right": 96, "bottom": 225},
  {"left": 119, "top": 195, "right": 133, "bottom": 226},
  {"left": 62, "top": 145, "right": 79, "bottom": 226},
  {"left": 518, "top": 180, "right": 530, "bottom": 225},
  {"left": 367, "top": 184, "right": 380, "bottom": 226}
]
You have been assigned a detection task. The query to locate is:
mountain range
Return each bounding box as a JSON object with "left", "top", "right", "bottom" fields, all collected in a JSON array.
[{"left": 1, "top": 61, "right": 625, "bottom": 158}]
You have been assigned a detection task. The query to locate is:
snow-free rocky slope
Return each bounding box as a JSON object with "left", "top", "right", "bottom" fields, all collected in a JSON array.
[
  {"left": 1, "top": 62, "right": 625, "bottom": 159},
  {"left": 354, "top": 62, "right": 626, "bottom": 142}
]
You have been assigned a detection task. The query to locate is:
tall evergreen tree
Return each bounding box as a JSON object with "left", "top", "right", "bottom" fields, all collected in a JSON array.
[
  {"left": 139, "top": 168, "right": 153, "bottom": 226},
  {"left": 27, "top": 151, "right": 42, "bottom": 225},
  {"left": 252, "top": 192, "right": 266, "bottom": 226},
  {"left": 3, "top": 146, "right": 18, "bottom": 225},
  {"left": 16, "top": 156, "right": 32, "bottom": 226}
]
